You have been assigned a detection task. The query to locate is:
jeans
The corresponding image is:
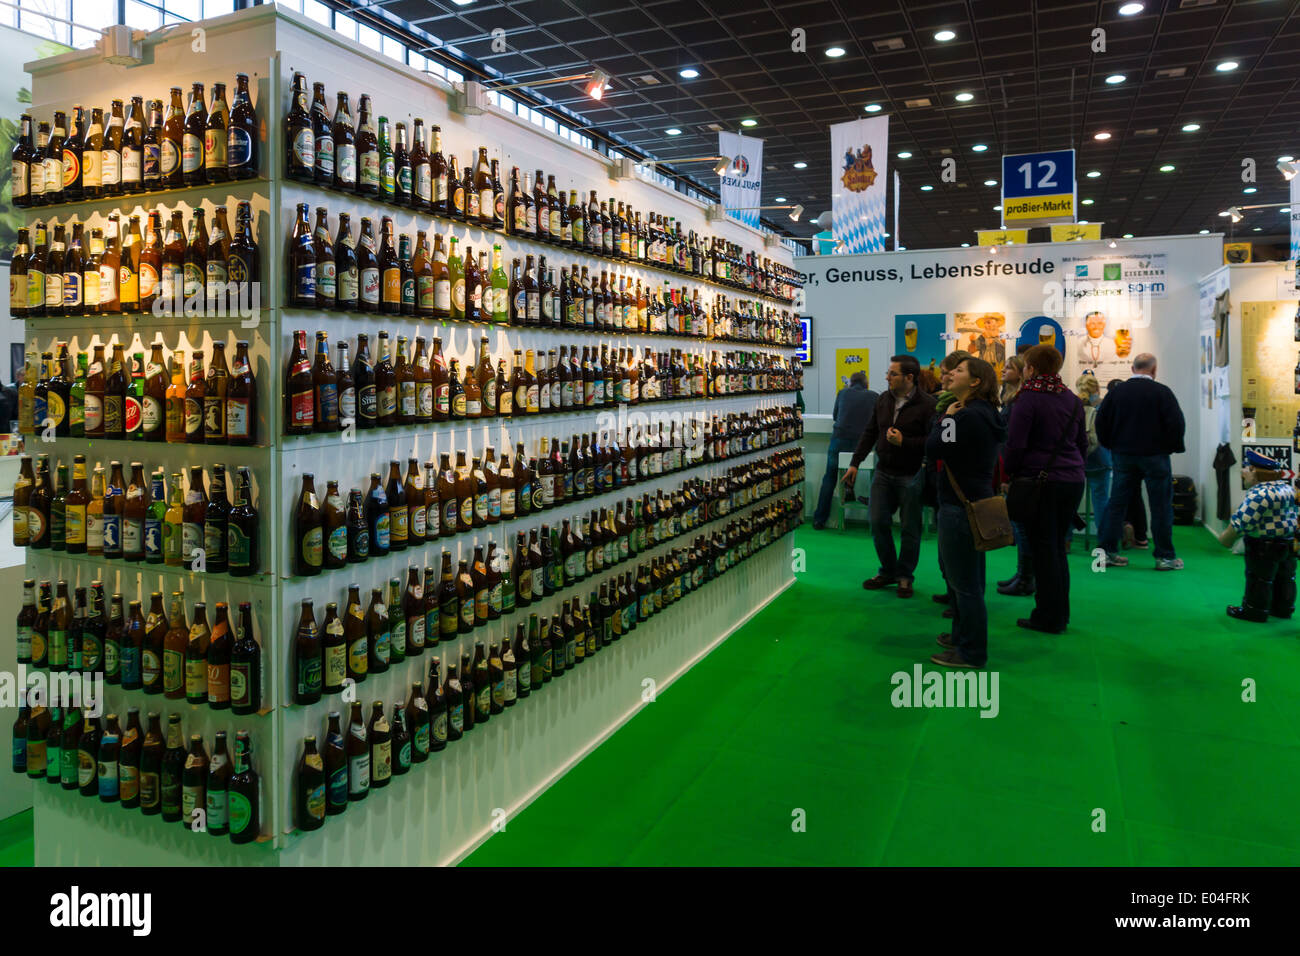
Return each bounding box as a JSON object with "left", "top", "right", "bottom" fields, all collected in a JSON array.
[
  {"left": 1086, "top": 468, "right": 1111, "bottom": 535},
  {"left": 814, "top": 437, "right": 850, "bottom": 526},
  {"left": 1011, "top": 521, "right": 1031, "bottom": 576},
  {"left": 868, "top": 468, "right": 924, "bottom": 581},
  {"left": 1101, "top": 453, "right": 1173, "bottom": 559},
  {"left": 938, "top": 503, "right": 987, "bottom": 666},
  {"left": 1242, "top": 537, "right": 1297, "bottom": 615},
  {"left": 1024, "top": 481, "right": 1085, "bottom": 631}
]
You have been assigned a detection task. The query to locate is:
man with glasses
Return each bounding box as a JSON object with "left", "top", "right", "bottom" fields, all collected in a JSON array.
[{"left": 842, "top": 355, "right": 937, "bottom": 598}]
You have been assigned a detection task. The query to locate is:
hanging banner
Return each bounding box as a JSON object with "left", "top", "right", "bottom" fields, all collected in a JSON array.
[
  {"left": 977, "top": 229, "right": 1029, "bottom": 246},
  {"left": 718, "top": 132, "right": 763, "bottom": 228},
  {"left": 893, "top": 170, "right": 900, "bottom": 250},
  {"left": 830, "top": 116, "right": 889, "bottom": 254},
  {"left": 1050, "top": 223, "right": 1101, "bottom": 242},
  {"left": 1290, "top": 175, "right": 1300, "bottom": 262}
]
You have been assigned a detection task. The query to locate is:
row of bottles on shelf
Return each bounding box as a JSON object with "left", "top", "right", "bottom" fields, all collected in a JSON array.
[
  {"left": 293, "top": 480, "right": 804, "bottom": 706},
  {"left": 13, "top": 455, "right": 260, "bottom": 575},
  {"left": 11, "top": 75, "right": 258, "bottom": 206},
  {"left": 16, "top": 582, "right": 261, "bottom": 714},
  {"left": 10, "top": 204, "right": 259, "bottom": 318},
  {"left": 17, "top": 339, "right": 256, "bottom": 443},
  {"left": 294, "top": 490, "right": 805, "bottom": 826},
  {"left": 286, "top": 205, "right": 798, "bottom": 342},
  {"left": 283, "top": 73, "right": 800, "bottom": 300},
  {"left": 11, "top": 706, "right": 260, "bottom": 844},
  {"left": 285, "top": 328, "right": 799, "bottom": 433},
  {"left": 289, "top": 423, "right": 803, "bottom": 574}
]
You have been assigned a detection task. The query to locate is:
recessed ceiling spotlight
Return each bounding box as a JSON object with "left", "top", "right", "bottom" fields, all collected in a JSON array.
[
  {"left": 954, "top": 92, "right": 974, "bottom": 102},
  {"left": 1279, "top": 155, "right": 1296, "bottom": 163},
  {"left": 793, "top": 161, "right": 807, "bottom": 169},
  {"left": 961, "top": 242, "right": 970, "bottom": 247},
  {"left": 972, "top": 144, "right": 987, "bottom": 152},
  {"left": 1198, "top": 229, "right": 1210, "bottom": 234},
  {"left": 1216, "top": 61, "right": 1239, "bottom": 72},
  {"left": 826, "top": 47, "right": 845, "bottom": 58},
  {"left": 1282, "top": 207, "right": 1293, "bottom": 214},
  {"left": 1094, "top": 131, "right": 1112, "bottom": 140},
  {"left": 1105, "top": 74, "right": 1126, "bottom": 85},
  {"left": 935, "top": 30, "right": 956, "bottom": 42},
  {"left": 983, "top": 179, "right": 997, "bottom": 186},
  {"left": 1253, "top": 227, "right": 1262, "bottom": 232},
  {"left": 897, "top": 151, "right": 912, "bottom": 159},
  {"left": 1159, "top": 164, "right": 1174, "bottom": 172},
  {"left": 1119, "top": 2, "right": 1143, "bottom": 14},
  {"left": 740, "top": 118, "right": 757, "bottom": 127},
  {"left": 1086, "top": 170, "right": 1101, "bottom": 178},
  {"left": 666, "top": 128, "right": 681, "bottom": 135},
  {"left": 1082, "top": 198, "right": 1095, "bottom": 205},
  {"left": 920, "top": 185, "right": 934, "bottom": 191},
  {"left": 1181, "top": 123, "right": 1201, "bottom": 132},
  {"left": 993, "top": 205, "right": 1002, "bottom": 211},
  {"left": 864, "top": 104, "right": 882, "bottom": 112},
  {"left": 1243, "top": 186, "right": 1257, "bottom": 193},
  {"left": 774, "top": 196, "right": 786, "bottom": 202},
  {"left": 679, "top": 68, "right": 699, "bottom": 78},
  {"left": 1122, "top": 233, "right": 1134, "bottom": 238}
]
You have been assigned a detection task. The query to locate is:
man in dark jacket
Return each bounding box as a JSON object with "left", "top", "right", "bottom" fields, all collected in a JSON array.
[
  {"left": 842, "top": 355, "right": 938, "bottom": 597},
  {"left": 813, "top": 371, "right": 878, "bottom": 529},
  {"left": 1095, "top": 353, "right": 1187, "bottom": 569}
]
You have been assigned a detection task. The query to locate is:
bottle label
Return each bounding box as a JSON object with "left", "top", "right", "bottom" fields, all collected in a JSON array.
[
  {"left": 416, "top": 165, "right": 431, "bottom": 200},
  {"left": 163, "top": 648, "right": 183, "bottom": 695},
  {"left": 361, "top": 267, "right": 379, "bottom": 305},
  {"left": 435, "top": 279, "right": 451, "bottom": 310},
  {"left": 301, "top": 526, "right": 323, "bottom": 568},
  {"left": 327, "top": 765, "right": 348, "bottom": 807},
  {"left": 337, "top": 143, "right": 356, "bottom": 184},
  {"left": 122, "top": 147, "right": 142, "bottom": 183},
  {"left": 374, "top": 513, "right": 389, "bottom": 550},
  {"left": 338, "top": 266, "right": 358, "bottom": 302},
  {"left": 297, "top": 653, "right": 322, "bottom": 696},
  {"left": 360, "top": 150, "right": 379, "bottom": 187},
  {"left": 292, "top": 128, "right": 314, "bottom": 168},
  {"left": 228, "top": 126, "right": 253, "bottom": 169},
  {"left": 324, "top": 642, "right": 346, "bottom": 689},
  {"left": 102, "top": 149, "right": 121, "bottom": 185}
]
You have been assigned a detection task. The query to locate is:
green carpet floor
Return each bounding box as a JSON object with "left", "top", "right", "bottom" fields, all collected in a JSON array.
[
  {"left": 4, "top": 525, "right": 1297, "bottom": 866},
  {"left": 462, "top": 524, "right": 1300, "bottom": 866}
]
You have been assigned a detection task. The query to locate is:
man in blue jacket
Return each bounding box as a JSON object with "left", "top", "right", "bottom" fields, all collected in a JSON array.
[
  {"left": 1095, "top": 353, "right": 1187, "bottom": 569},
  {"left": 813, "top": 371, "right": 877, "bottom": 529}
]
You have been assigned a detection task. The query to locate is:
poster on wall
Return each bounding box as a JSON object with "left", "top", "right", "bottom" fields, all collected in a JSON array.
[
  {"left": 834, "top": 347, "right": 869, "bottom": 391},
  {"left": 1015, "top": 316, "right": 1065, "bottom": 357},
  {"left": 797, "top": 316, "right": 813, "bottom": 365},
  {"left": 1240, "top": 301, "right": 1300, "bottom": 438},
  {"left": 954, "top": 312, "right": 1006, "bottom": 375},
  {"left": 1065, "top": 308, "right": 1135, "bottom": 387},
  {"left": 894, "top": 313, "right": 945, "bottom": 376},
  {"left": 718, "top": 131, "right": 763, "bottom": 229},
  {"left": 830, "top": 116, "right": 889, "bottom": 254}
]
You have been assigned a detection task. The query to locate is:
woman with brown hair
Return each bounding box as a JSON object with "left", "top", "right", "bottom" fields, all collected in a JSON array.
[
  {"left": 1004, "top": 345, "right": 1089, "bottom": 634},
  {"left": 924, "top": 356, "right": 1006, "bottom": 668},
  {"left": 996, "top": 353, "right": 1034, "bottom": 595}
]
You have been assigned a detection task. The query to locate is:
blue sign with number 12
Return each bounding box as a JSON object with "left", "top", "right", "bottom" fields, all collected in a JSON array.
[{"left": 1002, "top": 150, "right": 1075, "bottom": 199}]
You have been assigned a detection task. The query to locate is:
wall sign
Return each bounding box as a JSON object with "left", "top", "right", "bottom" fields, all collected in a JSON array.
[
  {"left": 1001, "top": 149, "right": 1077, "bottom": 227},
  {"left": 797, "top": 316, "right": 813, "bottom": 365}
]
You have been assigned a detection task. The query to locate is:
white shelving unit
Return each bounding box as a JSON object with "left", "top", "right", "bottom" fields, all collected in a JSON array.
[{"left": 20, "top": 5, "right": 802, "bottom": 866}]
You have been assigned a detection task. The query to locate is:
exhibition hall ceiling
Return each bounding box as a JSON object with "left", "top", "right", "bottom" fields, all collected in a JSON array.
[{"left": 354, "top": 0, "right": 1300, "bottom": 248}]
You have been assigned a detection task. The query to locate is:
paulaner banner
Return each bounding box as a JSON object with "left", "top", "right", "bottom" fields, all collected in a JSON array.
[
  {"left": 831, "top": 116, "right": 889, "bottom": 254},
  {"left": 718, "top": 132, "right": 762, "bottom": 228},
  {"left": 1290, "top": 175, "right": 1299, "bottom": 263}
]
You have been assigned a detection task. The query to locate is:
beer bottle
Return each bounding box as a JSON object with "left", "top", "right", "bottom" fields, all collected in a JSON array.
[
  {"left": 437, "top": 453, "right": 457, "bottom": 537},
  {"left": 44, "top": 579, "right": 69, "bottom": 671},
  {"left": 118, "top": 598, "right": 145, "bottom": 690},
  {"left": 354, "top": 332, "right": 375, "bottom": 429},
  {"left": 319, "top": 600, "right": 345, "bottom": 694},
  {"left": 390, "top": 702, "right": 411, "bottom": 776},
  {"left": 137, "top": 712, "right": 163, "bottom": 810},
  {"left": 92, "top": 713, "right": 119, "bottom": 802},
  {"left": 163, "top": 472, "right": 183, "bottom": 566},
  {"left": 489, "top": 639, "right": 505, "bottom": 714},
  {"left": 102, "top": 592, "right": 122, "bottom": 683},
  {"left": 11, "top": 114, "right": 33, "bottom": 207},
  {"left": 159, "top": 714, "right": 185, "bottom": 821},
  {"left": 180, "top": 734, "right": 209, "bottom": 829},
  {"left": 201, "top": 341, "right": 229, "bottom": 444},
  {"left": 206, "top": 731, "right": 232, "bottom": 836},
  {"left": 431, "top": 234, "right": 451, "bottom": 319},
  {"left": 385, "top": 461, "right": 407, "bottom": 551},
  {"left": 295, "top": 473, "right": 323, "bottom": 575},
  {"left": 403, "top": 459, "right": 424, "bottom": 548},
  {"left": 48, "top": 460, "right": 68, "bottom": 552},
  {"left": 428, "top": 336, "right": 450, "bottom": 422},
  {"left": 404, "top": 565, "right": 425, "bottom": 656},
  {"left": 366, "top": 586, "right": 390, "bottom": 674},
  {"left": 395, "top": 336, "right": 416, "bottom": 422},
  {"left": 345, "top": 488, "right": 368, "bottom": 561},
  {"left": 344, "top": 585, "right": 368, "bottom": 684},
  {"left": 288, "top": 203, "right": 316, "bottom": 307},
  {"left": 228, "top": 201, "right": 259, "bottom": 312},
  {"left": 365, "top": 472, "right": 389, "bottom": 557},
  {"left": 162, "top": 591, "right": 187, "bottom": 700},
  {"left": 121, "top": 461, "right": 147, "bottom": 562},
  {"left": 311, "top": 208, "right": 336, "bottom": 309},
  {"left": 332, "top": 91, "right": 356, "bottom": 190},
  {"left": 184, "top": 210, "right": 210, "bottom": 309},
  {"left": 456, "top": 559, "right": 475, "bottom": 635},
  {"left": 393, "top": 120, "right": 410, "bottom": 204},
  {"left": 356, "top": 94, "right": 379, "bottom": 195},
  {"left": 228, "top": 731, "right": 258, "bottom": 844},
  {"left": 414, "top": 337, "right": 432, "bottom": 422},
  {"left": 285, "top": 72, "right": 314, "bottom": 180},
  {"left": 43, "top": 111, "right": 66, "bottom": 205},
  {"left": 45, "top": 225, "right": 65, "bottom": 318},
  {"left": 346, "top": 702, "right": 369, "bottom": 801},
  {"left": 515, "top": 619, "right": 532, "bottom": 699},
  {"left": 207, "top": 602, "right": 233, "bottom": 709},
  {"left": 447, "top": 235, "right": 464, "bottom": 320},
  {"left": 228, "top": 73, "right": 257, "bottom": 179},
  {"left": 411, "top": 118, "right": 430, "bottom": 208},
  {"left": 295, "top": 599, "right": 322, "bottom": 704},
  {"left": 203, "top": 464, "right": 230, "bottom": 572},
  {"left": 141, "top": 591, "right": 167, "bottom": 694},
  {"left": 423, "top": 465, "right": 440, "bottom": 544},
  {"left": 407, "top": 681, "right": 430, "bottom": 764},
  {"left": 298, "top": 736, "right": 326, "bottom": 831},
  {"left": 379, "top": 217, "right": 400, "bottom": 314},
  {"left": 13, "top": 457, "right": 33, "bottom": 548},
  {"left": 460, "top": 651, "right": 476, "bottom": 731},
  {"left": 27, "top": 457, "right": 51, "bottom": 551},
  {"left": 332, "top": 212, "right": 357, "bottom": 311},
  {"left": 324, "top": 713, "right": 348, "bottom": 815},
  {"left": 438, "top": 550, "right": 458, "bottom": 639},
  {"left": 181, "top": 464, "right": 206, "bottom": 567},
  {"left": 336, "top": 341, "right": 355, "bottom": 431},
  {"left": 230, "top": 602, "right": 260, "bottom": 715},
  {"left": 185, "top": 601, "right": 210, "bottom": 705},
  {"left": 118, "top": 709, "right": 141, "bottom": 808},
  {"left": 286, "top": 328, "right": 314, "bottom": 433},
  {"left": 414, "top": 236, "right": 434, "bottom": 316},
  {"left": 427, "top": 660, "right": 448, "bottom": 750},
  {"left": 98, "top": 460, "right": 123, "bottom": 559},
  {"left": 322, "top": 480, "right": 346, "bottom": 570},
  {"left": 73, "top": 715, "right": 100, "bottom": 795},
  {"left": 312, "top": 331, "right": 338, "bottom": 432},
  {"left": 472, "top": 642, "right": 491, "bottom": 723},
  {"left": 387, "top": 577, "right": 405, "bottom": 663},
  {"left": 374, "top": 331, "right": 396, "bottom": 425},
  {"left": 227, "top": 341, "right": 255, "bottom": 446},
  {"left": 445, "top": 656, "right": 464, "bottom": 741},
  {"left": 181, "top": 82, "right": 208, "bottom": 186}
]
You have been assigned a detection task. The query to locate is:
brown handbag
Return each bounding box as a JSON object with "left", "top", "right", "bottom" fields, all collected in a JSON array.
[{"left": 944, "top": 466, "right": 1015, "bottom": 552}]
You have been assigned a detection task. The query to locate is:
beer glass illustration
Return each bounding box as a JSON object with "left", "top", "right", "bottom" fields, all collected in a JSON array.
[
  {"left": 904, "top": 320, "right": 918, "bottom": 352},
  {"left": 1115, "top": 322, "right": 1132, "bottom": 357},
  {"left": 1038, "top": 324, "right": 1055, "bottom": 347}
]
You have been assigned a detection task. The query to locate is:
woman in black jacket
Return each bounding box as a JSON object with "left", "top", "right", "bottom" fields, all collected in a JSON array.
[{"left": 924, "top": 357, "right": 1007, "bottom": 668}]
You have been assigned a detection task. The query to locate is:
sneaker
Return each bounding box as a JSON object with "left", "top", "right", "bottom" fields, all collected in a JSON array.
[
  {"left": 1155, "top": 557, "right": 1184, "bottom": 571},
  {"left": 930, "top": 649, "right": 982, "bottom": 669},
  {"left": 1105, "top": 553, "right": 1129, "bottom": 568}
]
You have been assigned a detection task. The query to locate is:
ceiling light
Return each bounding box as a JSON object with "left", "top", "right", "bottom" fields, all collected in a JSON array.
[
  {"left": 740, "top": 118, "right": 757, "bottom": 127},
  {"left": 1122, "top": 233, "right": 1134, "bottom": 238},
  {"left": 935, "top": 30, "right": 956, "bottom": 42},
  {"left": 1226, "top": 207, "right": 1243, "bottom": 223},
  {"left": 666, "top": 128, "right": 681, "bottom": 136},
  {"left": 1181, "top": 123, "right": 1201, "bottom": 132},
  {"left": 789, "top": 204, "right": 804, "bottom": 222},
  {"left": 1086, "top": 170, "right": 1101, "bottom": 178},
  {"left": 897, "top": 151, "right": 912, "bottom": 159},
  {"left": 793, "top": 161, "right": 807, "bottom": 169},
  {"left": 1119, "top": 2, "right": 1143, "bottom": 14},
  {"left": 825, "top": 47, "right": 846, "bottom": 58},
  {"left": 1094, "top": 131, "right": 1112, "bottom": 140},
  {"left": 1253, "top": 227, "right": 1261, "bottom": 232},
  {"left": 1277, "top": 160, "right": 1299, "bottom": 181},
  {"left": 679, "top": 68, "right": 699, "bottom": 78},
  {"left": 713, "top": 158, "right": 729, "bottom": 175},
  {"left": 774, "top": 197, "right": 786, "bottom": 203},
  {"left": 920, "top": 185, "right": 934, "bottom": 191},
  {"left": 585, "top": 69, "right": 610, "bottom": 100},
  {"left": 993, "top": 205, "right": 1002, "bottom": 211},
  {"left": 1216, "top": 61, "right": 1238, "bottom": 73},
  {"left": 1105, "top": 74, "right": 1126, "bottom": 85},
  {"left": 1282, "top": 207, "right": 1292, "bottom": 214},
  {"left": 1159, "top": 164, "right": 1175, "bottom": 172},
  {"left": 1243, "top": 187, "right": 1257, "bottom": 194},
  {"left": 954, "top": 92, "right": 974, "bottom": 102},
  {"left": 1279, "top": 155, "right": 1296, "bottom": 163},
  {"left": 972, "top": 144, "right": 987, "bottom": 152},
  {"left": 961, "top": 242, "right": 970, "bottom": 247},
  {"left": 864, "top": 103, "right": 882, "bottom": 112},
  {"left": 983, "top": 179, "right": 997, "bottom": 186},
  {"left": 1199, "top": 229, "right": 1210, "bottom": 235},
  {"left": 1082, "top": 198, "right": 1094, "bottom": 205}
]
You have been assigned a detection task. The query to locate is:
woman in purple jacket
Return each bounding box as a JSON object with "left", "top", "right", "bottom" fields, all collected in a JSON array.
[{"left": 1004, "top": 345, "right": 1089, "bottom": 634}]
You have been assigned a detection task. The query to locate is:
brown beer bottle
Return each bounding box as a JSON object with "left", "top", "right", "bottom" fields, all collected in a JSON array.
[
  {"left": 295, "top": 473, "right": 323, "bottom": 576},
  {"left": 322, "top": 601, "right": 347, "bottom": 694}
]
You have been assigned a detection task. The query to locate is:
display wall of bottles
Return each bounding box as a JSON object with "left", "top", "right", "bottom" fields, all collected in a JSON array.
[
  {"left": 289, "top": 408, "right": 801, "bottom": 576},
  {"left": 17, "top": 336, "right": 258, "bottom": 443},
  {"left": 285, "top": 204, "right": 798, "bottom": 343},
  {"left": 282, "top": 73, "right": 801, "bottom": 304},
  {"left": 10, "top": 203, "right": 261, "bottom": 319},
  {"left": 11, "top": 704, "right": 262, "bottom": 844},
  {"left": 284, "top": 328, "right": 799, "bottom": 434},
  {"left": 292, "top": 485, "right": 803, "bottom": 829},
  {"left": 10, "top": 74, "right": 259, "bottom": 207},
  {"left": 12, "top": 455, "right": 260, "bottom": 576}
]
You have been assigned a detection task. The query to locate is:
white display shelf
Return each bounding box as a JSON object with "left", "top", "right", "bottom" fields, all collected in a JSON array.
[{"left": 19, "top": 4, "right": 801, "bottom": 866}]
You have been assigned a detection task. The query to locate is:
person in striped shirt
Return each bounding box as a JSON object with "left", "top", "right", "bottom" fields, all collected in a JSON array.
[{"left": 1215, "top": 448, "right": 1298, "bottom": 622}]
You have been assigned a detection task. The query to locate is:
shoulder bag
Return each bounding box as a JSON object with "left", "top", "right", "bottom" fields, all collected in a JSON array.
[
  {"left": 945, "top": 466, "right": 1014, "bottom": 552},
  {"left": 1006, "top": 402, "right": 1083, "bottom": 523}
]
